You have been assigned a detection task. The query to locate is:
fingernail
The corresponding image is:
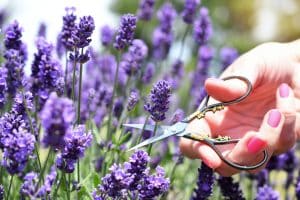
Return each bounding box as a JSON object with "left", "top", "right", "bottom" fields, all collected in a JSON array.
[
  {"left": 279, "top": 83, "right": 289, "bottom": 98},
  {"left": 247, "top": 137, "right": 267, "bottom": 153},
  {"left": 267, "top": 109, "right": 281, "bottom": 128}
]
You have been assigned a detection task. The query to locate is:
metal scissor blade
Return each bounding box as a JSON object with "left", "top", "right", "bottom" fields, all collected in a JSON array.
[
  {"left": 128, "top": 129, "right": 176, "bottom": 151},
  {"left": 123, "top": 123, "right": 168, "bottom": 133}
]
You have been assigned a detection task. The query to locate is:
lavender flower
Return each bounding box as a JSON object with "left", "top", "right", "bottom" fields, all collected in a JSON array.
[
  {"left": 192, "top": 163, "right": 214, "bottom": 200},
  {"left": 193, "top": 7, "right": 213, "bottom": 45},
  {"left": 114, "top": 14, "right": 137, "bottom": 50},
  {"left": 56, "top": 125, "right": 92, "bottom": 173},
  {"left": 93, "top": 150, "right": 169, "bottom": 199},
  {"left": 127, "top": 89, "right": 140, "bottom": 111},
  {"left": 2, "top": 125, "right": 35, "bottom": 174},
  {"left": 20, "top": 172, "right": 38, "bottom": 197},
  {"left": 113, "top": 98, "right": 124, "bottom": 119},
  {"left": 20, "top": 167, "right": 57, "bottom": 198},
  {"left": 182, "top": 0, "right": 200, "bottom": 24},
  {"left": 157, "top": 3, "right": 177, "bottom": 33},
  {"left": 164, "top": 59, "right": 184, "bottom": 89},
  {"left": 0, "top": 9, "right": 7, "bottom": 27},
  {"left": 40, "top": 93, "right": 75, "bottom": 149},
  {"left": 0, "top": 69, "right": 7, "bottom": 108},
  {"left": 255, "top": 185, "right": 280, "bottom": 200},
  {"left": 100, "top": 25, "right": 114, "bottom": 46},
  {"left": 218, "top": 176, "right": 245, "bottom": 200},
  {"left": 138, "top": 166, "right": 170, "bottom": 199},
  {"left": 60, "top": 7, "right": 77, "bottom": 51},
  {"left": 73, "top": 15, "right": 95, "bottom": 48},
  {"left": 138, "top": 0, "right": 155, "bottom": 21},
  {"left": 142, "top": 63, "right": 155, "bottom": 84},
  {"left": 36, "top": 166, "right": 57, "bottom": 197},
  {"left": 296, "top": 171, "right": 300, "bottom": 199},
  {"left": 31, "top": 37, "right": 62, "bottom": 108},
  {"left": 37, "top": 22, "right": 47, "bottom": 37},
  {"left": 4, "top": 20, "right": 27, "bottom": 61},
  {"left": 121, "top": 39, "right": 148, "bottom": 76},
  {"left": 220, "top": 47, "right": 238, "bottom": 70},
  {"left": 144, "top": 80, "right": 171, "bottom": 122},
  {"left": 152, "top": 27, "right": 173, "bottom": 60}
]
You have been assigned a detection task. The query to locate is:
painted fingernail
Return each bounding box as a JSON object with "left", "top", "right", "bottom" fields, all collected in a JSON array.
[
  {"left": 279, "top": 83, "right": 289, "bottom": 98},
  {"left": 247, "top": 137, "right": 267, "bottom": 153},
  {"left": 267, "top": 109, "right": 281, "bottom": 128}
]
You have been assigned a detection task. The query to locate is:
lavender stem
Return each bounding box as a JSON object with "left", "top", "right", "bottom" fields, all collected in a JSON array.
[
  {"left": 147, "top": 122, "right": 158, "bottom": 155},
  {"left": 6, "top": 175, "right": 13, "bottom": 200}
]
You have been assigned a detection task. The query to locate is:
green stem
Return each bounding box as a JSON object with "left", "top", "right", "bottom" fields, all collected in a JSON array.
[
  {"left": 37, "top": 148, "right": 52, "bottom": 186},
  {"left": 52, "top": 173, "right": 62, "bottom": 199},
  {"left": 6, "top": 175, "right": 13, "bottom": 200},
  {"left": 71, "top": 49, "right": 78, "bottom": 101},
  {"left": 107, "top": 52, "right": 121, "bottom": 140},
  {"left": 147, "top": 122, "right": 158, "bottom": 155},
  {"left": 68, "top": 173, "right": 71, "bottom": 200}
]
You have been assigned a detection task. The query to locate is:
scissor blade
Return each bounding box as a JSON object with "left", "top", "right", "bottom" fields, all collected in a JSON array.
[
  {"left": 123, "top": 123, "right": 168, "bottom": 133},
  {"left": 129, "top": 129, "right": 176, "bottom": 151}
]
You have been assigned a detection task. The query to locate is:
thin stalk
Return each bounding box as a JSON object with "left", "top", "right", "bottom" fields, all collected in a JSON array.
[
  {"left": 0, "top": 166, "right": 3, "bottom": 184},
  {"left": 135, "top": 115, "right": 150, "bottom": 146},
  {"left": 52, "top": 173, "right": 62, "bottom": 199},
  {"left": 76, "top": 48, "right": 84, "bottom": 185},
  {"left": 71, "top": 48, "right": 78, "bottom": 101},
  {"left": 68, "top": 173, "right": 71, "bottom": 200},
  {"left": 37, "top": 148, "right": 52, "bottom": 187},
  {"left": 6, "top": 175, "right": 14, "bottom": 200},
  {"left": 147, "top": 122, "right": 158, "bottom": 155},
  {"left": 64, "top": 50, "right": 69, "bottom": 97},
  {"left": 63, "top": 173, "right": 70, "bottom": 200},
  {"left": 106, "top": 52, "right": 121, "bottom": 140},
  {"left": 178, "top": 25, "right": 190, "bottom": 59},
  {"left": 116, "top": 76, "right": 131, "bottom": 129}
]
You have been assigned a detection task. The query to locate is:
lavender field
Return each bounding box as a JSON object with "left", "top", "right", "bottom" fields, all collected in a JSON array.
[{"left": 0, "top": 0, "right": 299, "bottom": 199}]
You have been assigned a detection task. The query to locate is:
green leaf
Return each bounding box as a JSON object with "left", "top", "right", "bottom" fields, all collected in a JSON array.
[
  {"left": 78, "top": 185, "right": 93, "bottom": 200},
  {"left": 118, "top": 132, "right": 132, "bottom": 145}
]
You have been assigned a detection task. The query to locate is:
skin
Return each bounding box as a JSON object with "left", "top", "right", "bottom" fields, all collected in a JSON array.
[{"left": 180, "top": 40, "right": 300, "bottom": 176}]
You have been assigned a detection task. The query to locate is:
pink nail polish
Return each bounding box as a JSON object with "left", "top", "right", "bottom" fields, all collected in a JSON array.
[
  {"left": 267, "top": 109, "right": 281, "bottom": 128},
  {"left": 279, "top": 83, "right": 289, "bottom": 98},
  {"left": 247, "top": 137, "right": 267, "bottom": 153}
]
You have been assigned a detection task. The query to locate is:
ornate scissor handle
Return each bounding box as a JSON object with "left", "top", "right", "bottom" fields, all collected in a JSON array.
[
  {"left": 183, "top": 133, "right": 268, "bottom": 171},
  {"left": 182, "top": 76, "right": 253, "bottom": 123}
]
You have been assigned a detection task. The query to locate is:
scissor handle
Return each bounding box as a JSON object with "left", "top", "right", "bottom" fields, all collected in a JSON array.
[
  {"left": 183, "top": 134, "right": 268, "bottom": 171},
  {"left": 199, "top": 75, "right": 253, "bottom": 110}
]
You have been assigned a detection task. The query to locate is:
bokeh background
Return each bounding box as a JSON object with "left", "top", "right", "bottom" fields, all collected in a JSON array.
[{"left": 1, "top": 0, "right": 300, "bottom": 67}]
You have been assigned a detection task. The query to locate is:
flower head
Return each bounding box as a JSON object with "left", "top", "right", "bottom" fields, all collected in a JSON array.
[
  {"left": 138, "top": 0, "right": 156, "bottom": 21},
  {"left": 144, "top": 80, "right": 171, "bottom": 122},
  {"left": 127, "top": 89, "right": 140, "bottom": 111},
  {"left": 100, "top": 25, "right": 114, "bottom": 46},
  {"left": 182, "top": 0, "right": 201, "bottom": 24},
  {"left": 256, "top": 185, "right": 280, "bottom": 200},
  {"left": 192, "top": 163, "right": 214, "bottom": 200},
  {"left": 220, "top": 47, "right": 238, "bottom": 70},
  {"left": 193, "top": 7, "right": 213, "bottom": 45},
  {"left": 218, "top": 176, "right": 245, "bottom": 200},
  {"left": 142, "top": 63, "right": 155, "bottom": 84},
  {"left": 40, "top": 93, "right": 75, "bottom": 149},
  {"left": 56, "top": 125, "right": 92, "bottom": 173},
  {"left": 73, "top": 15, "right": 95, "bottom": 48},
  {"left": 60, "top": 7, "right": 77, "bottom": 51},
  {"left": 114, "top": 14, "right": 137, "bottom": 50},
  {"left": 157, "top": 3, "right": 177, "bottom": 33}
]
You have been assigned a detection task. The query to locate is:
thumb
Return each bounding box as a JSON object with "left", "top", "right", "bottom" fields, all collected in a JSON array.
[{"left": 204, "top": 65, "right": 258, "bottom": 103}]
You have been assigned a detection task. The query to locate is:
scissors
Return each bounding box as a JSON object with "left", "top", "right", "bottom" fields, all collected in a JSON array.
[{"left": 123, "top": 76, "right": 268, "bottom": 171}]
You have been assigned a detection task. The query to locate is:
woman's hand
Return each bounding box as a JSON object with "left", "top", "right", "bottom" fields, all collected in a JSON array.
[{"left": 180, "top": 40, "right": 300, "bottom": 176}]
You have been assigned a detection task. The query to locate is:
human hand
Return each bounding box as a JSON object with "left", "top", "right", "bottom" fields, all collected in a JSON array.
[{"left": 180, "top": 40, "right": 300, "bottom": 176}]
